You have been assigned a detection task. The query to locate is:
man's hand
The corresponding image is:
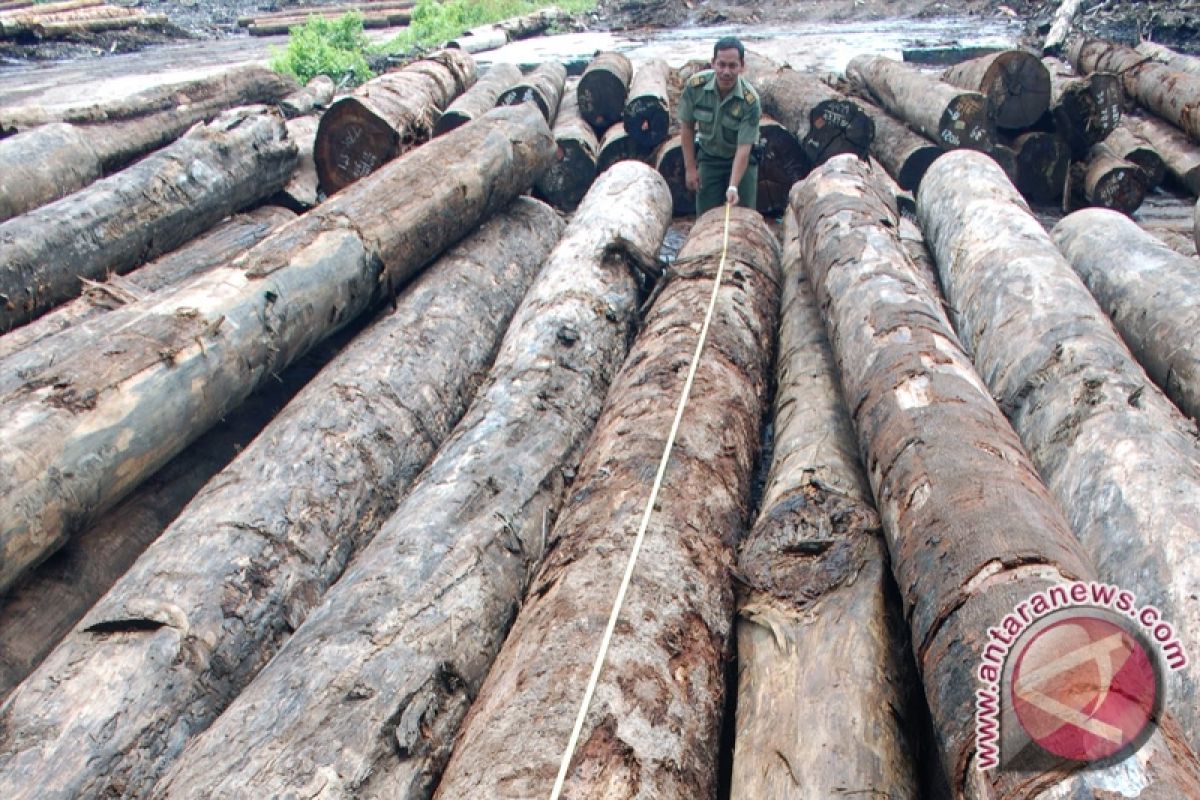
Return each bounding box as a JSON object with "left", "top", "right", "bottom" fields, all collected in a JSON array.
[
  {"left": 685, "top": 166, "right": 700, "bottom": 192},
  {"left": 726, "top": 184, "right": 739, "bottom": 205}
]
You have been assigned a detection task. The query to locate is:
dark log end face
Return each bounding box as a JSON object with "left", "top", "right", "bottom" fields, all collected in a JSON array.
[
  {"left": 497, "top": 86, "right": 551, "bottom": 122},
  {"left": 939, "top": 95, "right": 994, "bottom": 151},
  {"left": 655, "top": 140, "right": 695, "bottom": 217},
  {"left": 803, "top": 99, "right": 874, "bottom": 164},
  {"left": 758, "top": 123, "right": 811, "bottom": 217},
  {"left": 534, "top": 140, "right": 597, "bottom": 212},
  {"left": 577, "top": 71, "right": 627, "bottom": 133},
  {"left": 1013, "top": 133, "right": 1068, "bottom": 203},
  {"left": 315, "top": 101, "right": 401, "bottom": 195},
  {"left": 432, "top": 111, "right": 470, "bottom": 137},
  {"left": 897, "top": 147, "right": 942, "bottom": 192},
  {"left": 1090, "top": 167, "right": 1146, "bottom": 214},
  {"left": 1089, "top": 74, "right": 1123, "bottom": 137},
  {"left": 597, "top": 128, "right": 650, "bottom": 175},
  {"left": 985, "top": 51, "right": 1051, "bottom": 130},
  {"left": 622, "top": 96, "right": 669, "bottom": 151}
]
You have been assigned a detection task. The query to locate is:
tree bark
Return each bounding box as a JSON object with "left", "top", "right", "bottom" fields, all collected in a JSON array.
[
  {"left": 434, "top": 205, "right": 780, "bottom": 800},
  {"left": 754, "top": 115, "right": 810, "bottom": 217},
  {"left": 755, "top": 66, "right": 874, "bottom": 164},
  {"left": 1006, "top": 130, "right": 1069, "bottom": 202},
  {"left": 730, "top": 183, "right": 919, "bottom": 800},
  {"left": 1072, "top": 140, "right": 1146, "bottom": 215},
  {"left": 578, "top": 50, "right": 632, "bottom": 133},
  {"left": 445, "top": 24, "right": 507, "bottom": 53},
  {"left": 0, "top": 7, "right": 164, "bottom": 38},
  {"left": 246, "top": 10, "right": 410, "bottom": 35},
  {"left": 653, "top": 134, "right": 694, "bottom": 216},
  {"left": 918, "top": 149, "right": 1200, "bottom": 752},
  {"left": 1102, "top": 120, "right": 1166, "bottom": 187},
  {"left": 943, "top": 50, "right": 1051, "bottom": 130},
  {"left": 153, "top": 163, "right": 672, "bottom": 800},
  {"left": 1067, "top": 37, "right": 1200, "bottom": 142},
  {"left": 493, "top": 6, "right": 566, "bottom": 39},
  {"left": 236, "top": 1, "right": 416, "bottom": 27},
  {"left": 1041, "top": 56, "right": 1122, "bottom": 155},
  {"left": 0, "top": 123, "right": 100, "bottom": 223},
  {"left": 0, "top": 194, "right": 562, "bottom": 800},
  {"left": 277, "top": 114, "right": 321, "bottom": 211},
  {"left": 534, "top": 85, "right": 599, "bottom": 212},
  {"left": 433, "top": 61, "right": 521, "bottom": 136},
  {"left": 315, "top": 49, "right": 476, "bottom": 195},
  {"left": 1124, "top": 113, "right": 1200, "bottom": 195},
  {"left": 804, "top": 153, "right": 1200, "bottom": 794},
  {"left": 846, "top": 54, "right": 994, "bottom": 151},
  {"left": 858, "top": 97, "right": 941, "bottom": 191},
  {"left": 1136, "top": 41, "right": 1200, "bottom": 79},
  {"left": 279, "top": 74, "right": 335, "bottom": 118},
  {"left": 496, "top": 60, "right": 567, "bottom": 124},
  {"left": 621, "top": 57, "right": 670, "bottom": 151},
  {"left": 597, "top": 120, "right": 651, "bottom": 174},
  {"left": 0, "top": 106, "right": 297, "bottom": 332},
  {"left": 1042, "top": 0, "right": 1085, "bottom": 55},
  {"left": 0, "top": 104, "right": 554, "bottom": 597},
  {"left": 1053, "top": 207, "right": 1200, "bottom": 421}
]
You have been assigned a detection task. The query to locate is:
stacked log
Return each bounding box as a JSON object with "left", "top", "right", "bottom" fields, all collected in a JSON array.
[
  {"left": 942, "top": 50, "right": 1051, "bottom": 130},
  {"left": 919, "top": 150, "right": 1200, "bottom": 750},
  {"left": 1007, "top": 130, "right": 1069, "bottom": 202},
  {"left": 1042, "top": 56, "right": 1121, "bottom": 155},
  {"left": 534, "top": 85, "right": 599, "bottom": 211},
  {"left": 0, "top": 104, "right": 554, "bottom": 598},
  {"left": 801, "top": 154, "right": 1200, "bottom": 791},
  {"left": 315, "top": 49, "right": 476, "bottom": 195},
  {"left": 755, "top": 65, "right": 874, "bottom": 164},
  {"left": 0, "top": 124, "right": 101, "bottom": 223},
  {"left": 0, "top": 3, "right": 165, "bottom": 39},
  {"left": 236, "top": 0, "right": 414, "bottom": 27},
  {"left": 653, "top": 134, "right": 693, "bottom": 215},
  {"left": 1124, "top": 113, "right": 1200, "bottom": 195},
  {"left": 493, "top": 5, "right": 567, "bottom": 40},
  {"left": 755, "top": 115, "right": 810, "bottom": 217},
  {"left": 1136, "top": 41, "right": 1200, "bottom": 79},
  {"left": 597, "top": 120, "right": 650, "bottom": 174},
  {"left": 622, "top": 58, "right": 671, "bottom": 151},
  {"left": 1053, "top": 208, "right": 1200, "bottom": 421},
  {"left": 0, "top": 194, "right": 562, "bottom": 798},
  {"left": 243, "top": 4, "right": 413, "bottom": 35},
  {"left": 846, "top": 54, "right": 994, "bottom": 151},
  {"left": 730, "top": 184, "right": 918, "bottom": 798},
  {"left": 1072, "top": 139, "right": 1146, "bottom": 214},
  {"left": 433, "top": 61, "right": 521, "bottom": 135},
  {"left": 279, "top": 74, "right": 335, "bottom": 118},
  {"left": 0, "top": 106, "right": 297, "bottom": 332},
  {"left": 152, "top": 163, "right": 672, "bottom": 800},
  {"left": 434, "top": 205, "right": 780, "bottom": 799},
  {"left": 277, "top": 115, "right": 321, "bottom": 211},
  {"left": 496, "top": 60, "right": 567, "bottom": 123},
  {"left": 1103, "top": 121, "right": 1166, "bottom": 188},
  {"left": 577, "top": 51, "right": 632, "bottom": 133},
  {"left": 857, "top": 96, "right": 941, "bottom": 191}
]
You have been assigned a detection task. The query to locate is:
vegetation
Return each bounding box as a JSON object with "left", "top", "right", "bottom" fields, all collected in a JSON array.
[
  {"left": 269, "top": 12, "right": 375, "bottom": 87},
  {"left": 381, "top": 0, "right": 596, "bottom": 52}
]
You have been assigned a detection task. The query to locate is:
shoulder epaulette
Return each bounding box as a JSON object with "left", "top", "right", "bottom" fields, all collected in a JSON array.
[
  {"left": 689, "top": 71, "right": 710, "bottom": 87},
  {"left": 744, "top": 88, "right": 758, "bottom": 105}
]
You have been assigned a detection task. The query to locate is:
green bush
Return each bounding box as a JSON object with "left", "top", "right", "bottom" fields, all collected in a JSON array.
[{"left": 270, "top": 12, "right": 376, "bottom": 87}]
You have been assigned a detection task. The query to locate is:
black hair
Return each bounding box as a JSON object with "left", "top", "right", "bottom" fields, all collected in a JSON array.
[{"left": 713, "top": 36, "right": 745, "bottom": 64}]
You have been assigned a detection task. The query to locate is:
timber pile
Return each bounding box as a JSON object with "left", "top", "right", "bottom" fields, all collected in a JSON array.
[
  {"left": 533, "top": 84, "right": 599, "bottom": 211},
  {"left": 433, "top": 61, "right": 521, "bottom": 135},
  {"left": 622, "top": 58, "right": 671, "bottom": 150},
  {"left": 495, "top": 60, "right": 567, "bottom": 123},
  {"left": 942, "top": 50, "right": 1051, "bottom": 130},
  {"left": 0, "top": 0, "right": 165, "bottom": 40},
  {"left": 753, "top": 63, "right": 875, "bottom": 165},
  {"left": 238, "top": 0, "right": 413, "bottom": 35},
  {"left": 1136, "top": 41, "right": 1200, "bottom": 78}
]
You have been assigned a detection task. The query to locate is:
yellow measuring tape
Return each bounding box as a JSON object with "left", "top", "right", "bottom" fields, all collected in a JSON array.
[{"left": 549, "top": 199, "right": 735, "bottom": 799}]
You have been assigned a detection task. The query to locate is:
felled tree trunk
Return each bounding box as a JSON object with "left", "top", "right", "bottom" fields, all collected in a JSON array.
[
  {"left": 1071, "top": 140, "right": 1146, "bottom": 214},
  {"left": 279, "top": 74, "right": 335, "bottom": 118},
  {"left": 276, "top": 115, "right": 320, "bottom": 211},
  {"left": 654, "top": 134, "right": 693, "bottom": 216},
  {"left": 577, "top": 51, "right": 632, "bottom": 133},
  {"left": 433, "top": 61, "right": 521, "bottom": 135},
  {"left": 315, "top": 50, "right": 476, "bottom": 195},
  {"left": 755, "top": 66, "right": 874, "bottom": 164},
  {"left": 496, "top": 60, "right": 567, "bottom": 123},
  {"left": 1136, "top": 41, "right": 1200, "bottom": 78},
  {"left": 434, "top": 206, "right": 780, "bottom": 800},
  {"left": 755, "top": 115, "right": 810, "bottom": 217},
  {"left": 1102, "top": 121, "right": 1166, "bottom": 187},
  {"left": 154, "top": 164, "right": 672, "bottom": 800},
  {"left": 445, "top": 24, "right": 508, "bottom": 53},
  {"left": 919, "top": 149, "right": 1200, "bottom": 752},
  {"left": 942, "top": 50, "right": 1051, "bottom": 130},
  {"left": 858, "top": 97, "right": 940, "bottom": 191},
  {"left": 622, "top": 57, "right": 670, "bottom": 151},
  {"left": 494, "top": 6, "right": 565, "bottom": 39},
  {"left": 1042, "top": 0, "right": 1085, "bottom": 54},
  {"left": 730, "top": 187, "right": 919, "bottom": 799},
  {"left": 0, "top": 106, "right": 296, "bottom": 332},
  {"left": 0, "top": 194, "right": 561, "bottom": 800},
  {"left": 534, "top": 85, "right": 599, "bottom": 212},
  {"left": 846, "top": 54, "right": 994, "bottom": 151},
  {"left": 0, "top": 105, "right": 553, "bottom": 598},
  {"left": 805, "top": 154, "right": 1200, "bottom": 794},
  {"left": 0, "top": 123, "right": 100, "bottom": 223},
  {"left": 597, "top": 120, "right": 650, "bottom": 173},
  {"left": 1053, "top": 208, "right": 1200, "bottom": 421},
  {"left": 1042, "top": 56, "right": 1121, "bottom": 155},
  {"left": 1124, "top": 113, "right": 1200, "bottom": 194},
  {"left": 1006, "top": 130, "right": 1069, "bottom": 202},
  {"left": 246, "top": 9, "right": 409, "bottom": 35}
]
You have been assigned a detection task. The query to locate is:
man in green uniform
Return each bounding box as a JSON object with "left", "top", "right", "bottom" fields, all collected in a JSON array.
[{"left": 678, "top": 36, "right": 761, "bottom": 215}]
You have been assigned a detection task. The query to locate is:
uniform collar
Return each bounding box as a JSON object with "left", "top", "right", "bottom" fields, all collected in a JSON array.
[{"left": 704, "top": 70, "right": 747, "bottom": 102}]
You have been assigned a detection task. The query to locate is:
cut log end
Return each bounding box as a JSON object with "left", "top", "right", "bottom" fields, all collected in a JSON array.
[
  {"left": 496, "top": 85, "right": 552, "bottom": 122},
  {"left": 938, "top": 94, "right": 994, "bottom": 151},
  {"left": 534, "top": 139, "right": 598, "bottom": 212},
  {"left": 432, "top": 110, "right": 470, "bottom": 137},
  {"left": 621, "top": 95, "right": 669, "bottom": 151},
  {"left": 1087, "top": 165, "right": 1145, "bottom": 215},
  {"left": 1012, "top": 131, "right": 1069, "bottom": 203},
  {"left": 757, "top": 118, "right": 811, "bottom": 217},
  {"left": 802, "top": 98, "right": 874, "bottom": 164},
  {"left": 984, "top": 51, "right": 1052, "bottom": 130},
  {"left": 314, "top": 99, "right": 401, "bottom": 196},
  {"left": 896, "top": 146, "right": 942, "bottom": 192},
  {"left": 654, "top": 135, "right": 694, "bottom": 217},
  {"left": 577, "top": 69, "right": 628, "bottom": 133}
]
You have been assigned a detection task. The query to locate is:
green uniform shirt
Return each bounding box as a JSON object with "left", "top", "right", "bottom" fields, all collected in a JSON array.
[{"left": 677, "top": 70, "right": 762, "bottom": 160}]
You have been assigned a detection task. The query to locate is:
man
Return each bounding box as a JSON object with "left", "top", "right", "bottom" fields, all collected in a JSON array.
[{"left": 678, "top": 36, "right": 762, "bottom": 215}]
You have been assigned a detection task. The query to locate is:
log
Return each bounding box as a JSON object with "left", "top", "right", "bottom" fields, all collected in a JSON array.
[
  {"left": 621, "top": 57, "right": 670, "bottom": 151},
  {"left": 534, "top": 85, "right": 599, "bottom": 212},
  {"left": 918, "top": 149, "right": 1200, "bottom": 751},
  {"left": 804, "top": 154, "right": 1200, "bottom": 791},
  {"left": 577, "top": 50, "right": 632, "bottom": 133},
  {"left": 236, "top": 1, "right": 416, "bottom": 27},
  {"left": 755, "top": 66, "right": 874, "bottom": 164},
  {"left": 857, "top": 97, "right": 941, "bottom": 191},
  {"left": 153, "top": 163, "right": 671, "bottom": 800},
  {"left": 1067, "top": 37, "right": 1200, "bottom": 142},
  {"left": 1124, "top": 113, "right": 1200, "bottom": 195},
  {"left": 278, "top": 74, "right": 335, "bottom": 118},
  {"left": 942, "top": 50, "right": 1050, "bottom": 130},
  {"left": 277, "top": 114, "right": 321, "bottom": 211},
  {"left": 1136, "top": 41, "right": 1200, "bottom": 79},
  {"left": 493, "top": 5, "right": 566, "bottom": 40},
  {"left": 496, "top": 60, "right": 567, "bottom": 124},
  {"left": 434, "top": 204, "right": 779, "bottom": 800},
  {"left": 1053, "top": 208, "right": 1200, "bottom": 421},
  {"left": 0, "top": 123, "right": 100, "bottom": 223},
  {"left": 902, "top": 44, "right": 1006, "bottom": 66},
  {"left": 315, "top": 49, "right": 475, "bottom": 195},
  {"left": 432, "top": 61, "right": 521, "bottom": 136},
  {"left": 1042, "top": 0, "right": 1085, "bottom": 55},
  {"left": 596, "top": 120, "right": 650, "bottom": 174},
  {"left": 0, "top": 106, "right": 297, "bottom": 332},
  {"left": 445, "top": 24, "right": 507, "bottom": 54},
  {"left": 1103, "top": 120, "right": 1166, "bottom": 187},
  {"left": 0, "top": 104, "right": 554, "bottom": 598},
  {"left": 730, "top": 182, "right": 919, "bottom": 799},
  {"left": 247, "top": 10, "right": 409, "bottom": 35},
  {"left": 0, "top": 7, "right": 164, "bottom": 39},
  {"left": 0, "top": 194, "right": 562, "bottom": 799},
  {"left": 1007, "top": 130, "right": 1069, "bottom": 202},
  {"left": 755, "top": 114, "right": 810, "bottom": 217},
  {"left": 1042, "top": 57, "right": 1122, "bottom": 155},
  {"left": 1072, "top": 140, "right": 1146, "bottom": 214},
  {"left": 653, "top": 134, "right": 694, "bottom": 216},
  {"left": 846, "top": 54, "right": 994, "bottom": 151}
]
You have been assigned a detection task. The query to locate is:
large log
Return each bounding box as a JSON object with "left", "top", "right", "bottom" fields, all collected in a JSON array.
[
  {"left": 534, "top": 85, "right": 599, "bottom": 212},
  {"left": 621, "top": 57, "right": 670, "bottom": 151},
  {"left": 1102, "top": 120, "right": 1166, "bottom": 187},
  {"left": 445, "top": 24, "right": 508, "bottom": 54},
  {"left": 1072, "top": 139, "right": 1146, "bottom": 214},
  {"left": 919, "top": 150, "right": 1200, "bottom": 750},
  {"left": 1042, "top": 57, "right": 1122, "bottom": 155},
  {"left": 755, "top": 66, "right": 874, "bottom": 164},
  {"left": 434, "top": 206, "right": 780, "bottom": 799},
  {"left": 276, "top": 114, "right": 321, "bottom": 211},
  {"left": 1067, "top": 37, "right": 1200, "bottom": 142},
  {"left": 1136, "top": 41, "right": 1200, "bottom": 79},
  {"left": 653, "top": 134, "right": 693, "bottom": 216},
  {"left": 246, "top": 9, "right": 410, "bottom": 35},
  {"left": 493, "top": 5, "right": 566, "bottom": 39},
  {"left": 802, "top": 154, "right": 1200, "bottom": 792},
  {"left": 942, "top": 50, "right": 1051, "bottom": 130},
  {"left": 496, "top": 60, "right": 567, "bottom": 124},
  {"left": 0, "top": 195, "right": 562, "bottom": 799},
  {"left": 278, "top": 74, "right": 335, "bottom": 118},
  {"left": 315, "top": 49, "right": 476, "bottom": 195},
  {"left": 1124, "top": 113, "right": 1200, "bottom": 195},
  {"left": 597, "top": 120, "right": 650, "bottom": 174},
  {"left": 432, "top": 61, "right": 521, "bottom": 135},
  {"left": 0, "top": 106, "right": 297, "bottom": 332},
  {"left": 0, "top": 123, "right": 100, "bottom": 223},
  {"left": 730, "top": 183, "right": 919, "bottom": 799},
  {"left": 1007, "top": 130, "right": 1069, "bottom": 202},
  {"left": 153, "top": 163, "right": 671, "bottom": 800},
  {"left": 577, "top": 50, "right": 632, "bottom": 133},
  {"left": 846, "top": 54, "right": 993, "bottom": 152},
  {"left": 0, "top": 105, "right": 554, "bottom": 597},
  {"left": 755, "top": 115, "right": 810, "bottom": 217},
  {"left": 858, "top": 97, "right": 941, "bottom": 191},
  {"left": 236, "top": 1, "right": 416, "bottom": 27},
  {"left": 1053, "top": 208, "right": 1200, "bottom": 421}
]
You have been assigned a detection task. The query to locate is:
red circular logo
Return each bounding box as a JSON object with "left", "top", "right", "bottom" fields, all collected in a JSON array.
[{"left": 1010, "top": 614, "right": 1158, "bottom": 762}]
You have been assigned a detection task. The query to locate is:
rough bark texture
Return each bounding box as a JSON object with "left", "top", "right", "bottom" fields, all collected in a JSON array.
[
  {"left": 0, "top": 106, "right": 296, "bottom": 332},
  {"left": 1136, "top": 41, "right": 1200, "bottom": 79},
  {"left": 1124, "top": 112, "right": 1200, "bottom": 195},
  {"left": 943, "top": 50, "right": 1051, "bottom": 130},
  {"left": 434, "top": 205, "right": 780, "bottom": 800},
  {"left": 756, "top": 66, "right": 874, "bottom": 164},
  {"left": 859, "top": 97, "right": 941, "bottom": 191},
  {"left": 534, "top": 85, "right": 599, "bottom": 212},
  {"left": 433, "top": 61, "right": 521, "bottom": 136},
  {"left": 445, "top": 25, "right": 508, "bottom": 54},
  {"left": 246, "top": 9, "right": 409, "bottom": 34},
  {"left": 496, "top": 60, "right": 567, "bottom": 124},
  {"left": 653, "top": 134, "right": 693, "bottom": 216},
  {"left": 804, "top": 154, "right": 1200, "bottom": 797},
  {"left": 754, "top": 115, "right": 810, "bottom": 217},
  {"left": 276, "top": 114, "right": 320, "bottom": 211},
  {"left": 597, "top": 120, "right": 651, "bottom": 174},
  {"left": 1103, "top": 120, "right": 1167, "bottom": 187},
  {"left": 847, "top": 54, "right": 994, "bottom": 151},
  {"left": 315, "top": 50, "right": 476, "bottom": 195},
  {"left": 578, "top": 51, "right": 632, "bottom": 133},
  {"left": 1007, "top": 130, "right": 1069, "bottom": 202},
  {"left": 919, "top": 149, "right": 1200, "bottom": 755},
  {"left": 279, "top": 75, "right": 335, "bottom": 119},
  {"left": 730, "top": 190, "right": 919, "bottom": 799},
  {"left": 1042, "top": 57, "right": 1122, "bottom": 155},
  {"left": 622, "top": 57, "right": 670, "bottom": 151},
  {"left": 1068, "top": 37, "right": 1200, "bottom": 142},
  {"left": 0, "top": 123, "right": 101, "bottom": 223},
  {"left": 0, "top": 195, "right": 562, "bottom": 800},
  {"left": 1073, "top": 139, "right": 1146, "bottom": 214},
  {"left": 1042, "top": 0, "right": 1085, "bottom": 54},
  {"left": 1053, "top": 208, "right": 1200, "bottom": 421},
  {"left": 0, "top": 105, "right": 554, "bottom": 597},
  {"left": 155, "top": 163, "right": 671, "bottom": 800}
]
